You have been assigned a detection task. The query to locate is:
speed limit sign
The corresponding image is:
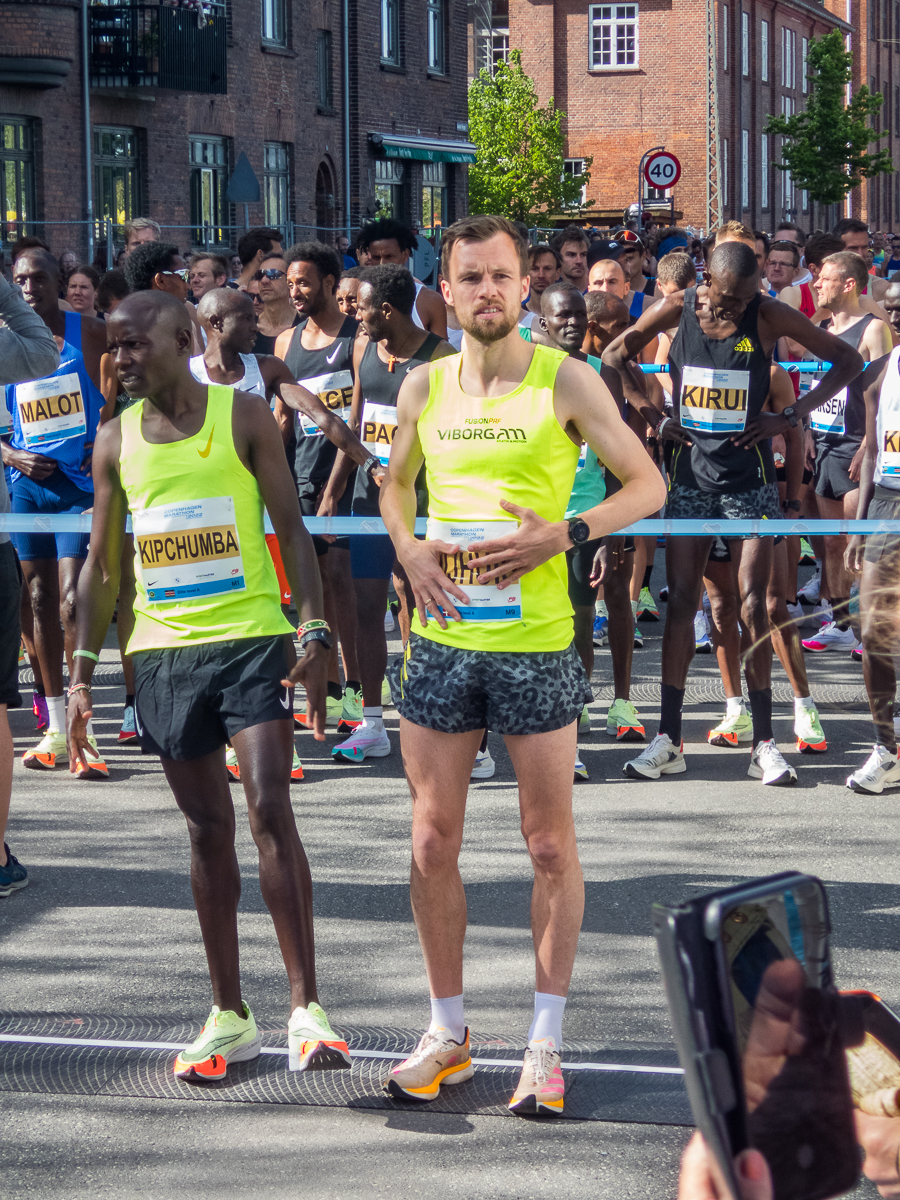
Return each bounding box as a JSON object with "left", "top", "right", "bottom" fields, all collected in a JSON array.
[{"left": 643, "top": 151, "right": 681, "bottom": 190}]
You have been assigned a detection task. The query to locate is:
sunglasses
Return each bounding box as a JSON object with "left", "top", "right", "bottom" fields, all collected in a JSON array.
[
  {"left": 250, "top": 293, "right": 264, "bottom": 304},
  {"left": 255, "top": 268, "right": 286, "bottom": 281},
  {"left": 162, "top": 268, "right": 189, "bottom": 281}
]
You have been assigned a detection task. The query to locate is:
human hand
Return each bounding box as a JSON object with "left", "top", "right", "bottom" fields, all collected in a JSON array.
[
  {"left": 659, "top": 416, "right": 693, "bottom": 446},
  {"left": 283, "top": 640, "right": 327, "bottom": 741},
  {"left": 464, "top": 500, "right": 568, "bottom": 585},
  {"left": 856, "top": 1109, "right": 900, "bottom": 1197},
  {"left": 314, "top": 492, "right": 338, "bottom": 544},
  {"left": 849, "top": 446, "right": 865, "bottom": 484},
  {"left": 7, "top": 447, "right": 56, "bottom": 480},
  {"left": 677, "top": 1132, "right": 773, "bottom": 1200},
  {"left": 845, "top": 535, "right": 866, "bottom": 576},
  {"left": 589, "top": 536, "right": 626, "bottom": 587},
  {"left": 66, "top": 688, "right": 98, "bottom": 773},
  {"left": 395, "top": 537, "right": 470, "bottom": 630},
  {"left": 732, "top": 413, "right": 790, "bottom": 450}
]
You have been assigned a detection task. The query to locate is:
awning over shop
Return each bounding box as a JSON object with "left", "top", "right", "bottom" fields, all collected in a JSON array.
[{"left": 369, "top": 132, "right": 476, "bottom": 164}]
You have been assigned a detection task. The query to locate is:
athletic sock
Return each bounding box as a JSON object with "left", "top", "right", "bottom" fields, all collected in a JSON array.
[
  {"left": 631, "top": 599, "right": 639, "bottom": 617},
  {"left": 831, "top": 598, "right": 849, "bottom": 630},
  {"left": 34, "top": 682, "right": 45, "bottom": 698},
  {"left": 659, "top": 684, "right": 685, "bottom": 744},
  {"left": 327, "top": 681, "right": 343, "bottom": 702},
  {"left": 46, "top": 694, "right": 65, "bottom": 732},
  {"left": 595, "top": 599, "right": 608, "bottom": 618},
  {"left": 725, "top": 695, "right": 744, "bottom": 717},
  {"left": 747, "top": 688, "right": 774, "bottom": 745},
  {"left": 344, "top": 679, "right": 361, "bottom": 695},
  {"left": 361, "top": 705, "right": 384, "bottom": 733},
  {"left": 479, "top": 728, "right": 489, "bottom": 754},
  {"left": 642, "top": 564, "right": 654, "bottom": 590},
  {"left": 124, "top": 693, "right": 135, "bottom": 709},
  {"left": 429, "top": 994, "right": 465, "bottom": 1044},
  {"left": 528, "top": 991, "right": 567, "bottom": 1050},
  {"left": 794, "top": 694, "right": 815, "bottom": 715}
]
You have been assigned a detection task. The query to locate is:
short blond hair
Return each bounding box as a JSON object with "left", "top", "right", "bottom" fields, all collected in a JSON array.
[
  {"left": 656, "top": 251, "right": 696, "bottom": 290},
  {"left": 715, "top": 220, "right": 756, "bottom": 246},
  {"left": 440, "top": 214, "right": 530, "bottom": 279}
]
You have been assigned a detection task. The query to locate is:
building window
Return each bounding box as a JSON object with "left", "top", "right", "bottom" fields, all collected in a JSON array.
[
  {"left": 895, "top": 85, "right": 900, "bottom": 135},
  {"left": 563, "top": 158, "right": 587, "bottom": 207},
  {"left": 741, "top": 11, "right": 749, "bottom": 76},
  {"left": 189, "top": 135, "right": 230, "bottom": 245},
  {"left": 782, "top": 27, "right": 796, "bottom": 89},
  {"left": 422, "top": 162, "right": 446, "bottom": 231},
  {"left": 722, "top": 138, "right": 728, "bottom": 208},
  {"left": 760, "top": 20, "right": 768, "bottom": 82},
  {"left": 94, "top": 125, "right": 141, "bottom": 235},
  {"left": 381, "top": 0, "right": 400, "bottom": 64},
  {"left": 264, "top": 142, "right": 291, "bottom": 233},
  {"left": 427, "top": 0, "right": 445, "bottom": 72},
  {"left": 741, "top": 129, "right": 749, "bottom": 209},
  {"left": 801, "top": 37, "right": 808, "bottom": 94},
  {"left": 261, "top": 0, "right": 286, "bottom": 45},
  {"left": 802, "top": 188, "right": 809, "bottom": 213},
  {"left": 896, "top": 2, "right": 900, "bottom": 52},
  {"left": 722, "top": 6, "right": 728, "bottom": 72},
  {"left": 589, "top": 4, "right": 638, "bottom": 70},
  {"left": 761, "top": 133, "right": 769, "bottom": 209},
  {"left": 375, "top": 158, "right": 404, "bottom": 219},
  {"left": 316, "top": 30, "right": 333, "bottom": 110},
  {"left": 0, "top": 116, "right": 35, "bottom": 248}
]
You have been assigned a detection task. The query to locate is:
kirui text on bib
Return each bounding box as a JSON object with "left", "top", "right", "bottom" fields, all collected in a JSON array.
[{"left": 680, "top": 366, "right": 750, "bottom": 434}]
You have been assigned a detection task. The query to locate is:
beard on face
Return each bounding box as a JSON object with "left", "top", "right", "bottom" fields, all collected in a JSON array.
[{"left": 457, "top": 301, "right": 520, "bottom": 345}]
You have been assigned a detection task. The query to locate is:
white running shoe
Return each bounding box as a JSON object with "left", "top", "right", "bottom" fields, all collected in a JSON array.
[
  {"left": 894, "top": 715, "right": 900, "bottom": 740},
  {"left": 331, "top": 725, "right": 391, "bottom": 762},
  {"left": 801, "top": 622, "right": 858, "bottom": 653},
  {"left": 471, "top": 749, "right": 495, "bottom": 779},
  {"left": 574, "top": 754, "right": 588, "bottom": 781},
  {"left": 694, "top": 610, "right": 712, "bottom": 652},
  {"left": 384, "top": 607, "right": 395, "bottom": 633},
  {"left": 624, "top": 733, "right": 686, "bottom": 780},
  {"left": 812, "top": 600, "right": 833, "bottom": 626},
  {"left": 798, "top": 573, "right": 821, "bottom": 605},
  {"left": 748, "top": 740, "right": 797, "bottom": 786},
  {"left": 847, "top": 745, "right": 900, "bottom": 794},
  {"left": 786, "top": 601, "right": 804, "bottom": 623}
]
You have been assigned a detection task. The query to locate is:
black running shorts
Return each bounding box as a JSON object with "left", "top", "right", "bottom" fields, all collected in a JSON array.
[
  {"left": 389, "top": 632, "right": 592, "bottom": 736},
  {"left": 0, "top": 543, "right": 23, "bottom": 709},
  {"left": 864, "top": 485, "right": 900, "bottom": 565},
  {"left": 133, "top": 635, "right": 293, "bottom": 761},
  {"left": 813, "top": 445, "right": 858, "bottom": 501}
]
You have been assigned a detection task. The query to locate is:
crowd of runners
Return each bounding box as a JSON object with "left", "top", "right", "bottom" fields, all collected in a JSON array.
[{"left": 2, "top": 207, "right": 900, "bottom": 1128}]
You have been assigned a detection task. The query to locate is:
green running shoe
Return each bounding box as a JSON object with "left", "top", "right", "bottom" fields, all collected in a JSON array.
[
  {"left": 341, "top": 684, "right": 363, "bottom": 723},
  {"left": 794, "top": 704, "right": 827, "bottom": 754},
  {"left": 799, "top": 538, "right": 816, "bottom": 564},
  {"left": 606, "top": 699, "right": 645, "bottom": 742},
  {"left": 173, "top": 1003, "right": 261, "bottom": 1081},
  {"left": 636, "top": 586, "right": 659, "bottom": 622},
  {"left": 707, "top": 709, "right": 753, "bottom": 747},
  {"left": 578, "top": 705, "right": 591, "bottom": 732},
  {"left": 288, "top": 1001, "right": 351, "bottom": 1072}
]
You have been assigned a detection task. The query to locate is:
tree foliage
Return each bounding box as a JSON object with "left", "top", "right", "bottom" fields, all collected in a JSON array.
[
  {"left": 764, "top": 29, "right": 893, "bottom": 206},
  {"left": 467, "top": 50, "right": 592, "bottom": 222}
]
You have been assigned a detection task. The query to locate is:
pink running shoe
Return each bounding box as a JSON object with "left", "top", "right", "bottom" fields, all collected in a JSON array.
[
  {"left": 508, "top": 1038, "right": 565, "bottom": 1116},
  {"left": 32, "top": 692, "right": 48, "bottom": 732}
]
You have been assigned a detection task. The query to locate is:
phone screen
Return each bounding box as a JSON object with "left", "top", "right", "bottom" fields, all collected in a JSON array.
[{"left": 718, "top": 882, "right": 858, "bottom": 1200}]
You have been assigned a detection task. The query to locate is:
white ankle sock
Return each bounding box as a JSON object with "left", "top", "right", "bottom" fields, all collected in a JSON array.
[
  {"left": 429, "top": 993, "right": 465, "bottom": 1043},
  {"left": 794, "top": 694, "right": 815, "bottom": 714},
  {"left": 46, "top": 694, "right": 65, "bottom": 732},
  {"left": 85, "top": 718, "right": 95, "bottom": 739},
  {"left": 361, "top": 706, "right": 384, "bottom": 733},
  {"left": 527, "top": 991, "right": 567, "bottom": 1049},
  {"left": 725, "top": 696, "right": 744, "bottom": 717}
]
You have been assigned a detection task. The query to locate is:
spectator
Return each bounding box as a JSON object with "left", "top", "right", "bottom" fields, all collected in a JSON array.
[
  {"left": 122, "top": 217, "right": 161, "bottom": 259},
  {"left": 65, "top": 264, "right": 101, "bottom": 315},
  {"left": 235, "top": 226, "right": 283, "bottom": 290},
  {"left": 95, "top": 268, "right": 130, "bottom": 316}
]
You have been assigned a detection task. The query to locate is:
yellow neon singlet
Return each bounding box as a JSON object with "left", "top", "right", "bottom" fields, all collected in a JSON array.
[
  {"left": 119, "top": 385, "right": 293, "bottom": 652},
  {"left": 417, "top": 344, "right": 579, "bottom": 652}
]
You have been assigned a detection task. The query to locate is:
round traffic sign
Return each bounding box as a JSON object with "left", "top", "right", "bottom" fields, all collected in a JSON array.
[{"left": 643, "top": 151, "right": 681, "bottom": 190}]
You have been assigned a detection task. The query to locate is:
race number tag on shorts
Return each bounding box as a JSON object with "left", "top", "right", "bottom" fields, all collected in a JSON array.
[
  {"left": 680, "top": 366, "right": 750, "bottom": 434},
  {"left": 427, "top": 518, "right": 522, "bottom": 622},
  {"left": 298, "top": 370, "right": 353, "bottom": 438},
  {"left": 361, "top": 401, "right": 398, "bottom": 466},
  {"left": 15, "top": 372, "right": 86, "bottom": 447},
  {"left": 809, "top": 389, "right": 847, "bottom": 436},
  {"left": 882, "top": 429, "right": 900, "bottom": 476},
  {"left": 132, "top": 496, "right": 246, "bottom": 603}
]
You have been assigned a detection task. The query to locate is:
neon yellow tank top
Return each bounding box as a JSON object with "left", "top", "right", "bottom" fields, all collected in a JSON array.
[
  {"left": 417, "top": 344, "right": 579, "bottom": 652},
  {"left": 119, "top": 385, "right": 293, "bottom": 652}
]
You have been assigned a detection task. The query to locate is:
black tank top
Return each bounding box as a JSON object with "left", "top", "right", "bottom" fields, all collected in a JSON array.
[
  {"left": 352, "top": 332, "right": 443, "bottom": 516},
  {"left": 810, "top": 313, "right": 873, "bottom": 453},
  {"left": 669, "top": 287, "right": 774, "bottom": 494},
  {"left": 284, "top": 314, "right": 359, "bottom": 490}
]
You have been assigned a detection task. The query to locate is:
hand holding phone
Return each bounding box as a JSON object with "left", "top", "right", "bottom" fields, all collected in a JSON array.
[{"left": 678, "top": 1132, "right": 773, "bottom": 1200}]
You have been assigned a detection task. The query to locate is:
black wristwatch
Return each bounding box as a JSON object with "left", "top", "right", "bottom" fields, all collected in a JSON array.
[
  {"left": 782, "top": 406, "right": 799, "bottom": 428},
  {"left": 300, "top": 627, "right": 334, "bottom": 652},
  {"left": 782, "top": 499, "right": 801, "bottom": 512},
  {"left": 363, "top": 454, "right": 381, "bottom": 476},
  {"left": 567, "top": 517, "right": 591, "bottom": 546}
]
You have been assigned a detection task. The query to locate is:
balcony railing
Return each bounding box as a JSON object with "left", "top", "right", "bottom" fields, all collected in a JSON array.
[{"left": 89, "top": 4, "right": 227, "bottom": 93}]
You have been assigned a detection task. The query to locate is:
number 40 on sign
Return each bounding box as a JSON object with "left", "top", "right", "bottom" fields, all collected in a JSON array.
[{"left": 643, "top": 151, "right": 681, "bottom": 190}]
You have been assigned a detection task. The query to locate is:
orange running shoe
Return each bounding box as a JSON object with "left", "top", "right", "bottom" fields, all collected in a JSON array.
[
  {"left": 384, "top": 1027, "right": 474, "bottom": 1102},
  {"left": 173, "top": 1003, "right": 261, "bottom": 1081}
]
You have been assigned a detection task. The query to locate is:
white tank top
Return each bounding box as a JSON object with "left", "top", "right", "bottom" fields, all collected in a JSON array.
[
  {"left": 412, "top": 279, "right": 427, "bottom": 330},
  {"left": 189, "top": 352, "right": 268, "bottom": 404},
  {"left": 875, "top": 346, "right": 900, "bottom": 489}
]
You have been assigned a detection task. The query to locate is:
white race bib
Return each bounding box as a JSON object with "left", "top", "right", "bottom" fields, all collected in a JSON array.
[
  {"left": 361, "top": 401, "right": 397, "bottom": 466},
  {"left": 680, "top": 366, "right": 750, "bottom": 433},
  {"left": 132, "top": 496, "right": 246, "bottom": 603},
  {"left": 881, "top": 428, "right": 900, "bottom": 477},
  {"left": 427, "top": 518, "right": 522, "bottom": 622},
  {"left": 809, "top": 389, "right": 847, "bottom": 436},
  {"left": 15, "top": 372, "right": 86, "bottom": 447},
  {"left": 297, "top": 370, "right": 353, "bottom": 438}
]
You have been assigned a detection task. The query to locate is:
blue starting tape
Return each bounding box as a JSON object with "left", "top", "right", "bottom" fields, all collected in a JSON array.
[{"left": 640, "top": 361, "right": 844, "bottom": 374}]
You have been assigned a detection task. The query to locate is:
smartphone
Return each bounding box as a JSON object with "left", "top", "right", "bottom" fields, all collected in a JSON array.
[
  {"left": 843, "top": 990, "right": 900, "bottom": 1117},
  {"left": 653, "top": 871, "right": 860, "bottom": 1200}
]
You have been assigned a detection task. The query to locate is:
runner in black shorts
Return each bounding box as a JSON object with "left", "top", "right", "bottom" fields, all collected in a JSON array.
[{"left": 605, "top": 239, "right": 863, "bottom": 786}]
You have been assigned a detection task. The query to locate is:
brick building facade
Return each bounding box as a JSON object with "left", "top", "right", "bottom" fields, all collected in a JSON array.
[{"left": 0, "top": 0, "right": 472, "bottom": 263}]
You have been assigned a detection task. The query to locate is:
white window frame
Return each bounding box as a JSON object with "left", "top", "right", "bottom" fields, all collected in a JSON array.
[
  {"left": 381, "top": 0, "right": 400, "bottom": 64},
  {"left": 761, "top": 133, "right": 769, "bottom": 209},
  {"left": 782, "top": 27, "right": 796, "bottom": 90},
  {"left": 588, "top": 4, "right": 639, "bottom": 71},
  {"left": 427, "top": 0, "right": 445, "bottom": 73},
  {"left": 760, "top": 20, "right": 769, "bottom": 82},
  {"left": 261, "top": 0, "right": 286, "bottom": 46},
  {"left": 801, "top": 36, "right": 808, "bottom": 94},
  {"left": 742, "top": 10, "right": 749, "bottom": 76},
  {"left": 723, "top": 5, "right": 728, "bottom": 72},
  {"left": 741, "top": 128, "right": 749, "bottom": 209},
  {"left": 722, "top": 138, "right": 728, "bottom": 208},
  {"left": 562, "top": 158, "right": 587, "bottom": 207}
]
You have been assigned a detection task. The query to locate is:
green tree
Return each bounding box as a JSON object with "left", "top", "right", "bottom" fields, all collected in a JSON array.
[
  {"left": 764, "top": 29, "right": 893, "bottom": 206},
  {"left": 467, "top": 49, "right": 592, "bottom": 222}
]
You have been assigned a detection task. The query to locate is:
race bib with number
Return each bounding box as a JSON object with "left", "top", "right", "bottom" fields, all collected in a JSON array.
[
  {"left": 298, "top": 370, "right": 353, "bottom": 438},
  {"left": 15, "top": 372, "right": 87, "bottom": 447},
  {"left": 809, "top": 389, "right": 847, "bottom": 436},
  {"left": 881, "top": 429, "right": 900, "bottom": 476},
  {"left": 361, "top": 401, "right": 398, "bottom": 466},
  {"left": 132, "top": 496, "right": 246, "bottom": 603},
  {"left": 680, "top": 366, "right": 750, "bottom": 434},
  {"left": 427, "top": 518, "right": 522, "bottom": 622}
]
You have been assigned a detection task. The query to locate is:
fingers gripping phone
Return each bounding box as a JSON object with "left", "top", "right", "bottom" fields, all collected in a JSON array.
[{"left": 653, "top": 872, "right": 860, "bottom": 1200}]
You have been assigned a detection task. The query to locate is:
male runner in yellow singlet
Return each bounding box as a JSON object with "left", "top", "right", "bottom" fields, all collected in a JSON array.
[
  {"left": 380, "top": 215, "right": 665, "bottom": 1116},
  {"left": 66, "top": 292, "right": 350, "bottom": 1082}
]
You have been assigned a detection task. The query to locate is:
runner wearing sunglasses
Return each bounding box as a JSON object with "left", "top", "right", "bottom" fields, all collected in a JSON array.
[{"left": 252, "top": 253, "right": 299, "bottom": 357}]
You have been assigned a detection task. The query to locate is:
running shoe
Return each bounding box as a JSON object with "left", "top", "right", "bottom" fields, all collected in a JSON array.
[
  {"left": 336, "top": 685, "right": 363, "bottom": 735},
  {"left": 287, "top": 1002, "right": 351, "bottom": 1072},
  {"left": 0, "top": 844, "right": 28, "bottom": 898},
  {"left": 74, "top": 735, "right": 109, "bottom": 780},
  {"left": 32, "top": 692, "right": 48, "bottom": 732},
  {"left": 798, "top": 572, "right": 820, "bottom": 604},
  {"left": 384, "top": 1027, "right": 474, "bottom": 1102},
  {"left": 794, "top": 705, "right": 827, "bottom": 754},
  {"left": 799, "top": 539, "right": 816, "bottom": 564},
  {"left": 748, "top": 740, "right": 797, "bottom": 786},
  {"left": 382, "top": 677, "right": 393, "bottom": 707},
  {"left": 851, "top": 646, "right": 863, "bottom": 663},
  {"left": 606, "top": 699, "right": 645, "bottom": 741},
  {"left": 18, "top": 641, "right": 25, "bottom": 666},
  {"left": 624, "top": 734, "right": 686, "bottom": 780},
  {"left": 173, "top": 1003, "right": 261, "bottom": 1081},
  {"left": 22, "top": 729, "right": 67, "bottom": 770},
  {"left": 332, "top": 725, "right": 391, "bottom": 762},
  {"left": 659, "top": 584, "right": 669, "bottom": 601},
  {"left": 578, "top": 704, "right": 591, "bottom": 733},
  {"left": 574, "top": 754, "right": 588, "bottom": 781},
  {"left": 225, "top": 745, "right": 240, "bottom": 782},
  {"left": 895, "top": 715, "right": 900, "bottom": 740},
  {"left": 384, "top": 605, "right": 395, "bottom": 633},
  {"left": 592, "top": 615, "right": 608, "bottom": 647},
  {"left": 633, "top": 625, "right": 643, "bottom": 649},
  {"left": 471, "top": 749, "right": 495, "bottom": 779},
  {"left": 294, "top": 693, "right": 344, "bottom": 731},
  {"left": 508, "top": 1039, "right": 565, "bottom": 1117},
  {"left": 694, "top": 610, "right": 712, "bottom": 653},
  {"left": 707, "top": 710, "right": 753, "bottom": 747},
  {"left": 291, "top": 748, "right": 304, "bottom": 782},
  {"left": 636, "top": 587, "right": 659, "bottom": 622},
  {"left": 812, "top": 600, "right": 833, "bottom": 626},
  {"left": 802, "top": 622, "right": 858, "bottom": 653},
  {"left": 118, "top": 703, "right": 138, "bottom": 743},
  {"left": 785, "top": 601, "right": 804, "bottom": 624},
  {"left": 847, "top": 745, "right": 900, "bottom": 794}
]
